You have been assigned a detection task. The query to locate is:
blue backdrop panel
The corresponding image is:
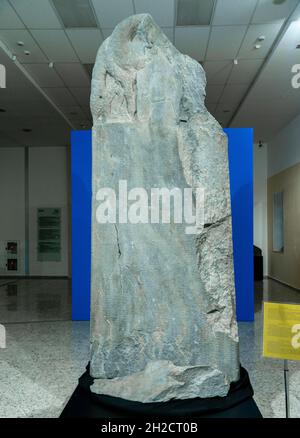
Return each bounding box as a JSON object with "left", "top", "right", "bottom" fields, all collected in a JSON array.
[
  {"left": 72, "top": 128, "right": 254, "bottom": 321},
  {"left": 226, "top": 128, "right": 254, "bottom": 322},
  {"left": 71, "top": 130, "right": 92, "bottom": 321}
]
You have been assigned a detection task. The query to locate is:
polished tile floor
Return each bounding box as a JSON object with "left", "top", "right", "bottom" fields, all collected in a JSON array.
[
  {"left": 0, "top": 278, "right": 300, "bottom": 417},
  {"left": 242, "top": 278, "right": 300, "bottom": 418},
  {"left": 0, "top": 278, "right": 71, "bottom": 323}
]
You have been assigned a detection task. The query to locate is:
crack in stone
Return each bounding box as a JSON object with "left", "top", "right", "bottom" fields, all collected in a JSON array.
[
  {"left": 207, "top": 306, "right": 226, "bottom": 315},
  {"left": 197, "top": 214, "right": 231, "bottom": 242},
  {"left": 114, "top": 224, "right": 122, "bottom": 258}
]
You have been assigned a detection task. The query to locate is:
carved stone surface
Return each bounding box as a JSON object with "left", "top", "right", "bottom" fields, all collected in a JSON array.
[{"left": 90, "top": 14, "right": 240, "bottom": 403}]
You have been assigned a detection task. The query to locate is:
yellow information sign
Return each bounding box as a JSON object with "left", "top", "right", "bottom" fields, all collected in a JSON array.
[{"left": 263, "top": 302, "right": 300, "bottom": 361}]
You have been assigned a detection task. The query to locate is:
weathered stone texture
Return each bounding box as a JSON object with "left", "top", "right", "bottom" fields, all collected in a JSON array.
[{"left": 90, "top": 14, "right": 239, "bottom": 403}]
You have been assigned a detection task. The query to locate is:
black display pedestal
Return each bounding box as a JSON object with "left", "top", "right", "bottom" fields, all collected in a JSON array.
[{"left": 60, "top": 364, "right": 262, "bottom": 418}]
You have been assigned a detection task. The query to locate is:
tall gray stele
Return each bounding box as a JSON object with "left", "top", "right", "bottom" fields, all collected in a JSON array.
[{"left": 90, "top": 14, "right": 240, "bottom": 403}]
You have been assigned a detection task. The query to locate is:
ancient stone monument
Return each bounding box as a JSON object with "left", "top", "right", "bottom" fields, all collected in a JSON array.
[{"left": 89, "top": 14, "right": 240, "bottom": 403}]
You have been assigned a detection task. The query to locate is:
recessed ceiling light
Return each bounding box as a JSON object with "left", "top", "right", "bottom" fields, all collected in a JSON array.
[
  {"left": 48, "top": 62, "right": 54, "bottom": 68},
  {"left": 0, "top": 108, "right": 6, "bottom": 112},
  {"left": 52, "top": 0, "right": 97, "bottom": 28},
  {"left": 177, "top": 0, "right": 214, "bottom": 26},
  {"left": 258, "top": 35, "right": 265, "bottom": 42},
  {"left": 17, "top": 41, "right": 24, "bottom": 47},
  {"left": 24, "top": 50, "right": 31, "bottom": 56},
  {"left": 254, "top": 44, "right": 261, "bottom": 49},
  {"left": 223, "top": 110, "right": 230, "bottom": 113},
  {"left": 22, "top": 128, "right": 32, "bottom": 133},
  {"left": 296, "top": 44, "right": 300, "bottom": 49}
]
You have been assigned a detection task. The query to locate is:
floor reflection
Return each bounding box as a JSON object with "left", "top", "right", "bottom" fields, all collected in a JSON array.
[
  {"left": 239, "top": 277, "right": 300, "bottom": 418},
  {"left": 0, "top": 278, "right": 71, "bottom": 323},
  {"left": 0, "top": 276, "right": 299, "bottom": 417},
  {"left": 255, "top": 278, "right": 300, "bottom": 305}
]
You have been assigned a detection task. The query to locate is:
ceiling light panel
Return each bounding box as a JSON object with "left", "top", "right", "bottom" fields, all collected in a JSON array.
[
  {"left": 177, "top": 0, "right": 215, "bottom": 26},
  {"left": 134, "top": 0, "right": 175, "bottom": 27},
  {"left": 9, "top": 0, "right": 62, "bottom": 29},
  {"left": 52, "top": 0, "right": 97, "bottom": 28},
  {"left": 91, "top": 0, "right": 134, "bottom": 28}
]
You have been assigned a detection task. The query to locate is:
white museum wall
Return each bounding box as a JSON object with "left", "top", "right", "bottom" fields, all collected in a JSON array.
[
  {"left": 267, "top": 162, "right": 300, "bottom": 289},
  {"left": 267, "top": 110, "right": 300, "bottom": 288},
  {"left": 0, "top": 146, "right": 69, "bottom": 277},
  {"left": 0, "top": 148, "right": 26, "bottom": 275},
  {"left": 28, "top": 147, "right": 69, "bottom": 277},
  {"left": 268, "top": 111, "right": 300, "bottom": 177},
  {"left": 254, "top": 142, "right": 268, "bottom": 276},
  {"left": 254, "top": 105, "right": 300, "bottom": 280}
]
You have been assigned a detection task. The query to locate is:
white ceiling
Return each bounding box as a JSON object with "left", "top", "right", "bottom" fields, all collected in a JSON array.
[
  {"left": 0, "top": 47, "right": 72, "bottom": 147},
  {"left": 232, "top": 13, "right": 300, "bottom": 139},
  {"left": 0, "top": 0, "right": 299, "bottom": 146}
]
